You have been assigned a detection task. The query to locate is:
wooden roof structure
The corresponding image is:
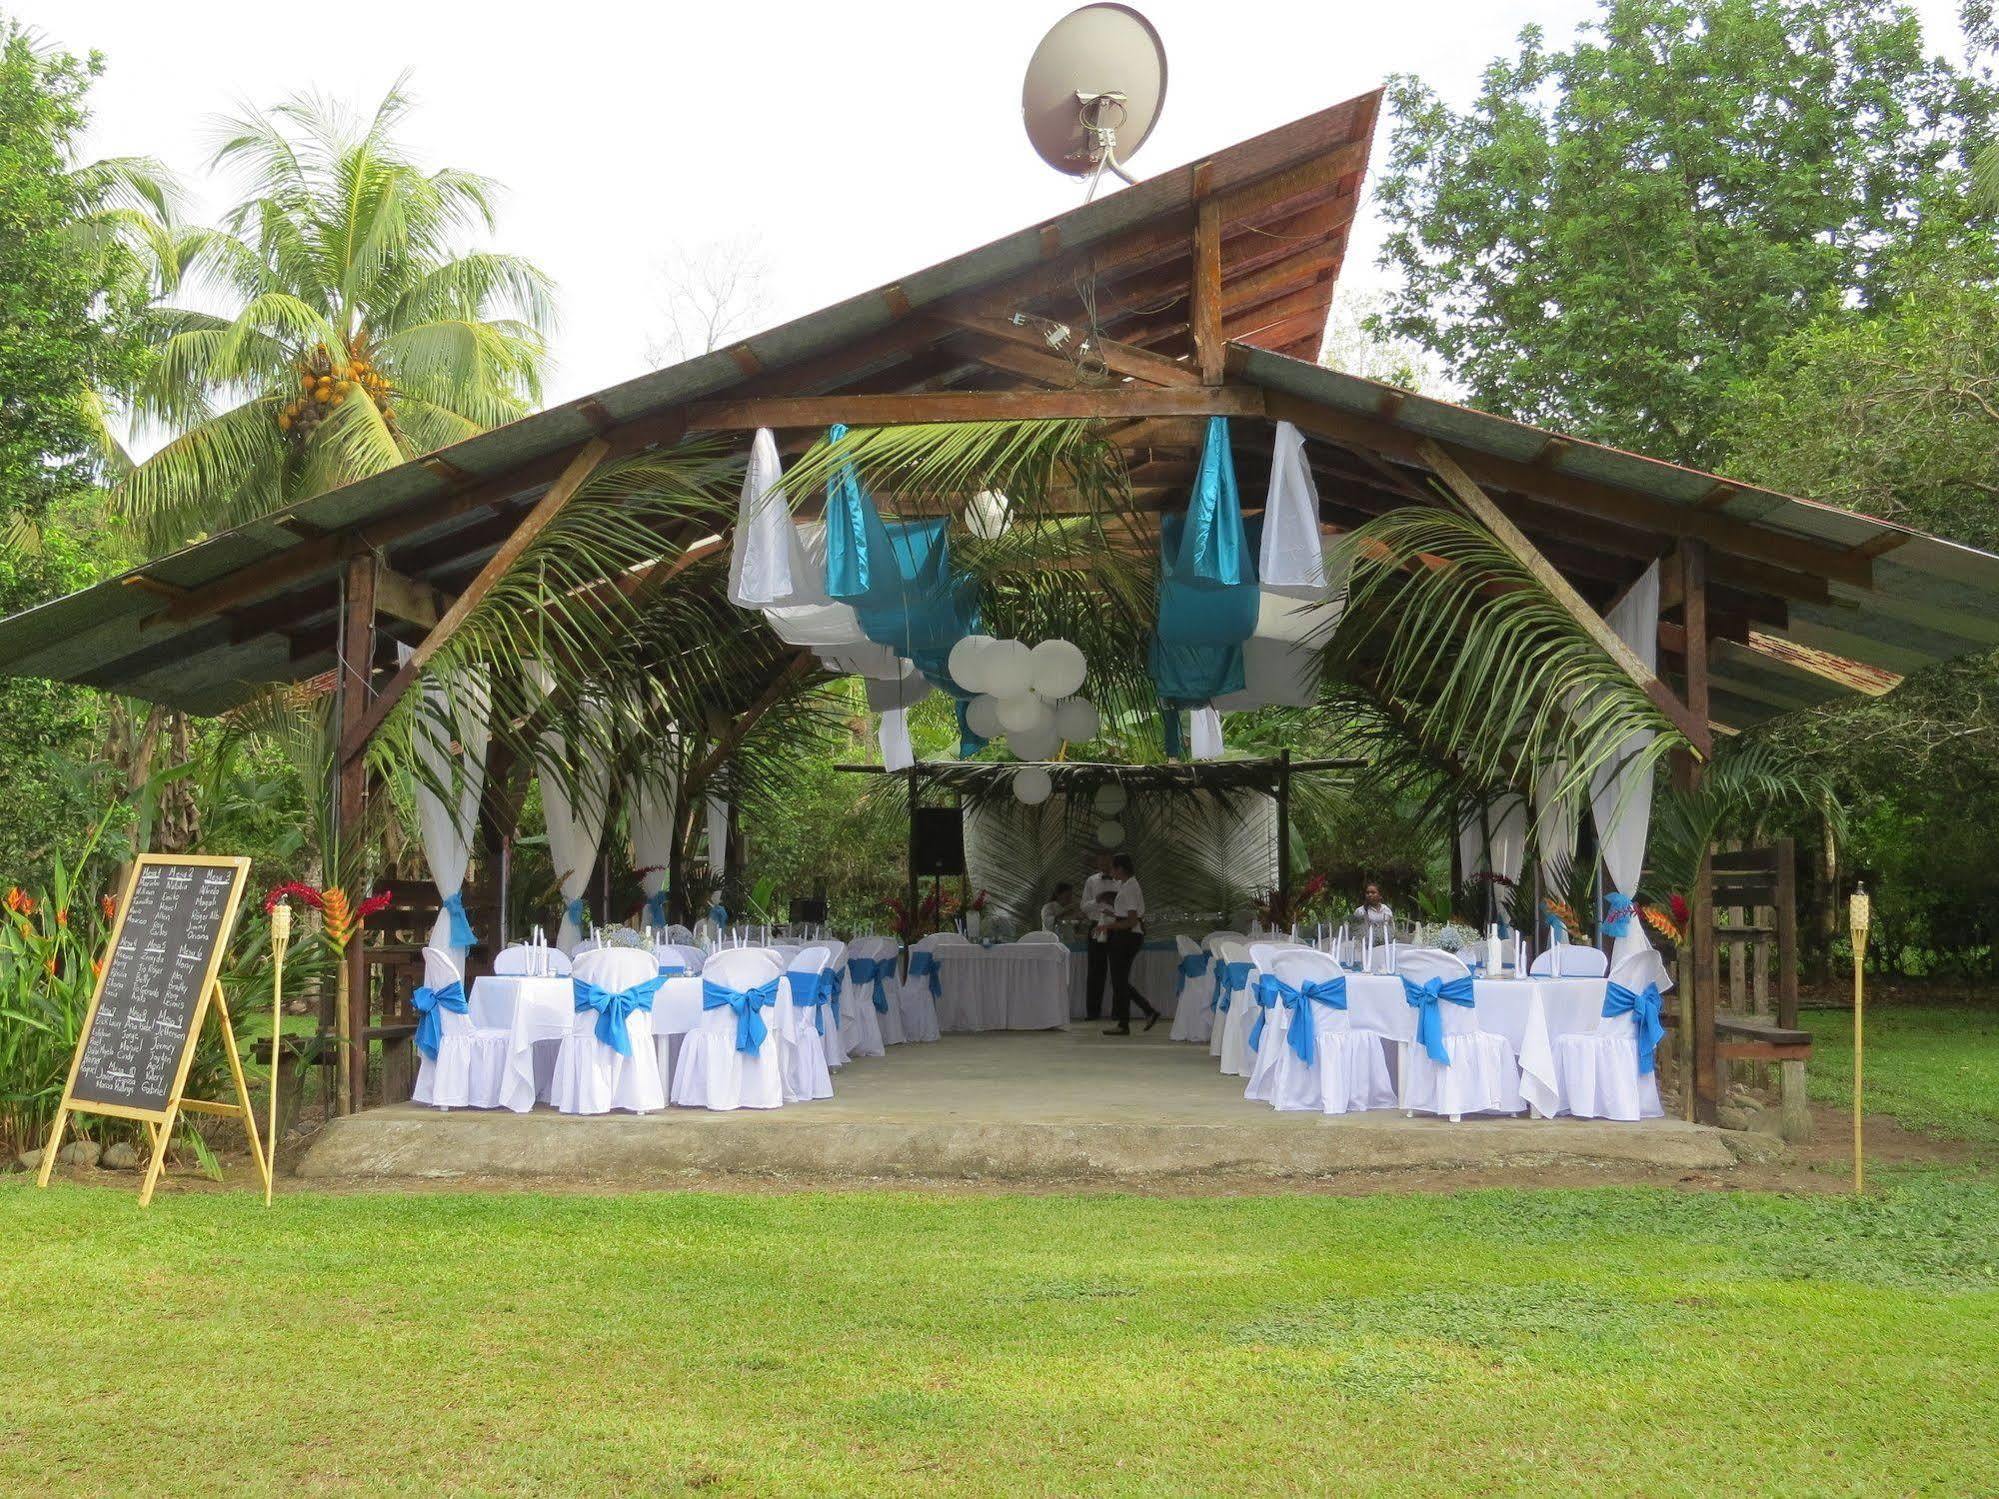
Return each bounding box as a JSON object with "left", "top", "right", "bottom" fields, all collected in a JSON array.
[{"left": 2, "top": 84, "right": 1996, "bottom": 744}]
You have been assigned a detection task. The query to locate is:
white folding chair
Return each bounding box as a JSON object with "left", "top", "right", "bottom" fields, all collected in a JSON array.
[
  {"left": 1531, "top": 942, "right": 1610, "bottom": 978},
  {"left": 493, "top": 944, "right": 570, "bottom": 977},
  {"left": 652, "top": 942, "right": 704, "bottom": 977},
  {"left": 411, "top": 946, "right": 509, "bottom": 1109},
  {"left": 1394, "top": 948, "right": 1524, "bottom": 1122},
  {"left": 548, "top": 947, "right": 666, "bottom": 1115},
  {"left": 1243, "top": 941, "right": 1291, "bottom": 1102},
  {"left": 1022, "top": 929, "right": 1066, "bottom": 944},
  {"left": 670, "top": 947, "right": 786, "bottom": 1111},
  {"left": 1262, "top": 949, "right": 1396, "bottom": 1115},
  {"left": 852, "top": 935, "right": 906, "bottom": 1046},
  {"left": 1168, "top": 935, "right": 1216, "bottom": 1044},
  {"left": 1552, "top": 948, "right": 1668, "bottom": 1121},
  {"left": 778, "top": 944, "right": 835, "bottom": 1103},
  {"left": 1213, "top": 937, "right": 1259, "bottom": 1077},
  {"left": 899, "top": 933, "right": 945, "bottom": 1043}
]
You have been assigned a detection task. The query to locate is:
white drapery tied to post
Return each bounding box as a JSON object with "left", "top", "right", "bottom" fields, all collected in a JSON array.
[
  {"left": 526, "top": 659, "right": 611, "bottom": 951},
  {"left": 1590, "top": 561, "right": 1663, "bottom": 966},
  {"left": 406, "top": 657, "right": 491, "bottom": 969}
]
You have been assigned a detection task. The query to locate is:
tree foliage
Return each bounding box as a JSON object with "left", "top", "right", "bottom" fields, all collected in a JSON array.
[{"left": 1372, "top": 0, "right": 1998, "bottom": 467}]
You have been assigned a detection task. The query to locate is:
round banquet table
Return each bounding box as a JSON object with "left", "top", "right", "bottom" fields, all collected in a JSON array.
[
  {"left": 470, "top": 973, "right": 710, "bottom": 1112},
  {"left": 931, "top": 941, "right": 1071, "bottom": 1031},
  {"left": 1066, "top": 940, "right": 1184, "bottom": 1020},
  {"left": 1334, "top": 973, "right": 1610, "bottom": 1119}
]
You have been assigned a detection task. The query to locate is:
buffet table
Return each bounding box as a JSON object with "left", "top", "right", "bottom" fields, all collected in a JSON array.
[{"left": 931, "top": 942, "right": 1071, "bottom": 1031}]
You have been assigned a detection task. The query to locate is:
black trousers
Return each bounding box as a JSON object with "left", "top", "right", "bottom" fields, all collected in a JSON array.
[
  {"left": 1107, "top": 928, "right": 1154, "bottom": 1025},
  {"left": 1085, "top": 937, "right": 1111, "bottom": 1019}
]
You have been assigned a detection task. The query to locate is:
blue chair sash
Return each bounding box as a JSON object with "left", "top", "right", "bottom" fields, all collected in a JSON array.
[
  {"left": 1174, "top": 951, "right": 1209, "bottom": 1003},
  {"left": 1401, "top": 974, "right": 1476, "bottom": 1066},
  {"left": 410, "top": 980, "right": 466, "bottom": 1061},
  {"left": 819, "top": 966, "right": 844, "bottom": 1025},
  {"left": 850, "top": 956, "right": 892, "bottom": 1013},
  {"left": 702, "top": 977, "right": 779, "bottom": 1054},
  {"left": 574, "top": 974, "right": 665, "bottom": 1057},
  {"left": 439, "top": 890, "right": 476, "bottom": 948},
  {"left": 1214, "top": 959, "right": 1251, "bottom": 1013},
  {"left": 565, "top": 896, "right": 586, "bottom": 932},
  {"left": 1259, "top": 974, "right": 1349, "bottom": 1067},
  {"left": 908, "top": 949, "right": 942, "bottom": 999},
  {"left": 1602, "top": 981, "right": 1666, "bottom": 1074},
  {"left": 1247, "top": 972, "right": 1281, "bottom": 1054},
  {"left": 787, "top": 969, "right": 831, "bottom": 1034},
  {"left": 645, "top": 890, "right": 668, "bottom": 927}
]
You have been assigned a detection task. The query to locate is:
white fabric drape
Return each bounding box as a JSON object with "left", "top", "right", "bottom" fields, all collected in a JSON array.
[
  {"left": 629, "top": 765, "right": 679, "bottom": 928},
  {"left": 1534, "top": 761, "right": 1579, "bottom": 895},
  {"left": 1458, "top": 793, "right": 1527, "bottom": 928},
  {"left": 879, "top": 708, "right": 915, "bottom": 772},
  {"left": 526, "top": 662, "right": 611, "bottom": 950},
  {"left": 1189, "top": 706, "right": 1224, "bottom": 760},
  {"left": 1258, "top": 422, "right": 1328, "bottom": 595},
  {"left": 410, "top": 664, "right": 491, "bottom": 966},
  {"left": 1591, "top": 562, "right": 1663, "bottom": 965},
  {"left": 705, "top": 795, "right": 730, "bottom": 870}
]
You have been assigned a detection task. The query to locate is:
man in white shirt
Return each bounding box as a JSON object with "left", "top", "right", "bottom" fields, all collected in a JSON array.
[
  {"left": 1080, "top": 851, "right": 1118, "bottom": 1021},
  {"left": 1102, "top": 852, "right": 1161, "bottom": 1034}
]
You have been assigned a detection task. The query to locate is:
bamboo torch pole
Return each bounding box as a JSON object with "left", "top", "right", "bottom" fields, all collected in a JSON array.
[
  {"left": 1849, "top": 882, "right": 1870, "bottom": 1196},
  {"left": 266, "top": 901, "right": 292, "bottom": 1207}
]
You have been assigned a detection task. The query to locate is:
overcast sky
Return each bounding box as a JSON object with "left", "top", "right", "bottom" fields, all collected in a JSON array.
[{"left": 30, "top": 0, "right": 1972, "bottom": 407}]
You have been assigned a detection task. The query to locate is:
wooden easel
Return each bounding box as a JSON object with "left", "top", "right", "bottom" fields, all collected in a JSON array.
[{"left": 36, "top": 853, "right": 270, "bottom": 1208}]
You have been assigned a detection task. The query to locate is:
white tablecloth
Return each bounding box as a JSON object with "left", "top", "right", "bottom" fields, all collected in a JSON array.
[
  {"left": 470, "top": 973, "right": 711, "bottom": 1112},
  {"left": 1067, "top": 943, "right": 1185, "bottom": 1020},
  {"left": 1338, "top": 974, "right": 1608, "bottom": 1118},
  {"left": 932, "top": 943, "right": 1070, "bottom": 1031}
]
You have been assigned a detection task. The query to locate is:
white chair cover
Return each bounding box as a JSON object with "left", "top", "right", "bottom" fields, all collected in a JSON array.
[
  {"left": 652, "top": 942, "right": 704, "bottom": 976},
  {"left": 1168, "top": 935, "right": 1216, "bottom": 1044},
  {"left": 1261, "top": 949, "right": 1395, "bottom": 1115},
  {"left": 549, "top": 947, "right": 666, "bottom": 1115},
  {"left": 1243, "top": 941, "right": 1290, "bottom": 1102},
  {"left": 828, "top": 938, "right": 884, "bottom": 1058},
  {"left": 898, "top": 933, "right": 944, "bottom": 1044},
  {"left": 1553, "top": 949, "right": 1669, "bottom": 1121},
  {"left": 411, "top": 946, "right": 508, "bottom": 1109},
  {"left": 1022, "top": 929, "right": 1065, "bottom": 944},
  {"left": 778, "top": 944, "right": 835, "bottom": 1103},
  {"left": 493, "top": 945, "right": 571, "bottom": 977},
  {"left": 854, "top": 935, "right": 907, "bottom": 1046},
  {"left": 670, "top": 947, "right": 786, "bottom": 1111},
  {"left": 1531, "top": 943, "right": 1610, "bottom": 978},
  {"left": 1213, "top": 937, "right": 1259, "bottom": 1077},
  {"left": 1393, "top": 948, "right": 1524, "bottom": 1120}
]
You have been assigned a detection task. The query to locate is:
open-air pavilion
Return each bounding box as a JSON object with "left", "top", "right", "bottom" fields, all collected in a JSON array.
[{"left": 7, "top": 86, "right": 1999, "bottom": 1178}]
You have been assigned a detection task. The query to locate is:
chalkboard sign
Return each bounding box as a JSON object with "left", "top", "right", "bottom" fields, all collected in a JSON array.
[{"left": 65, "top": 855, "right": 251, "bottom": 1119}]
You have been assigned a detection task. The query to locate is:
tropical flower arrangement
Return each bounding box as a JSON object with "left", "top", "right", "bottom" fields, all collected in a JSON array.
[
  {"left": 1542, "top": 895, "right": 1585, "bottom": 939},
  {"left": 1641, "top": 894, "right": 1689, "bottom": 945}
]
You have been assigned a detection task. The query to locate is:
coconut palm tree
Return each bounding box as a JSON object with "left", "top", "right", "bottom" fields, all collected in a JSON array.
[{"left": 115, "top": 77, "right": 553, "bottom": 554}]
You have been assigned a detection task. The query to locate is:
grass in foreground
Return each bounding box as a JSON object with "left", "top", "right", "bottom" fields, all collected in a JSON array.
[
  {"left": 1802, "top": 1002, "right": 1999, "bottom": 1143},
  {"left": 2, "top": 1171, "right": 1996, "bottom": 1495}
]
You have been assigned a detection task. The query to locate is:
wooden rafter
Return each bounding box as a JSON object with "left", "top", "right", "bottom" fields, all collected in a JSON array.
[
  {"left": 1414, "top": 437, "right": 1713, "bottom": 757},
  {"left": 683, "top": 386, "right": 1263, "bottom": 431}
]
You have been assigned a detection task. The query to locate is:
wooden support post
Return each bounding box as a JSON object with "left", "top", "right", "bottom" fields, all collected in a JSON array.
[
  {"left": 1775, "top": 835, "right": 1799, "bottom": 1029},
  {"left": 1678, "top": 538, "right": 1719, "bottom": 1124},
  {"left": 333, "top": 552, "right": 376, "bottom": 1116},
  {"left": 1779, "top": 1059, "right": 1813, "bottom": 1142},
  {"left": 1275, "top": 749, "right": 1292, "bottom": 926},
  {"left": 1191, "top": 198, "right": 1225, "bottom": 384},
  {"left": 906, "top": 765, "right": 922, "bottom": 959}
]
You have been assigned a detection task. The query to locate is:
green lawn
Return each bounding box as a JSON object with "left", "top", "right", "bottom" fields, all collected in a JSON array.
[
  {"left": 1802, "top": 1002, "right": 1999, "bottom": 1143},
  {"left": 3, "top": 1173, "right": 1996, "bottom": 1495}
]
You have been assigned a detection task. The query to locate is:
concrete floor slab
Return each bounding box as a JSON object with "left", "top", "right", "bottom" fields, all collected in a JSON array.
[{"left": 299, "top": 1027, "right": 1739, "bottom": 1187}]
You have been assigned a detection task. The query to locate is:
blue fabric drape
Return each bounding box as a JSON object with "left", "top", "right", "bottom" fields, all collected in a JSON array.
[
  {"left": 645, "top": 890, "right": 668, "bottom": 927},
  {"left": 908, "top": 949, "right": 943, "bottom": 999},
  {"left": 702, "top": 977, "right": 779, "bottom": 1054},
  {"left": 565, "top": 897, "right": 587, "bottom": 932},
  {"left": 410, "top": 980, "right": 466, "bottom": 1061},
  {"left": 1174, "top": 951, "right": 1209, "bottom": 1003},
  {"left": 573, "top": 974, "right": 665, "bottom": 1057},
  {"left": 1150, "top": 417, "right": 1258, "bottom": 714},
  {"left": 822, "top": 425, "right": 979, "bottom": 691},
  {"left": 1601, "top": 892, "right": 1637, "bottom": 938},
  {"left": 1602, "top": 981, "right": 1666, "bottom": 1073},
  {"left": 1401, "top": 974, "right": 1476, "bottom": 1066},
  {"left": 1214, "top": 958, "right": 1251, "bottom": 1013},
  {"left": 1248, "top": 972, "right": 1282, "bottom": 1054},
  {"left": 439, "top": 891, "right": 476, "bottom": 948},
  {"left": 849, "top": 956, "right": 893, "bottom": 1013},
  {"left": 786, "top": 969, "right": 831, "bottom": 1034}
]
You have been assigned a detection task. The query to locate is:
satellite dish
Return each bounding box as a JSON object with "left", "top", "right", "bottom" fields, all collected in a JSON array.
[{"left": 1023, "top": 4, "right": 1168, "bottom": 199}]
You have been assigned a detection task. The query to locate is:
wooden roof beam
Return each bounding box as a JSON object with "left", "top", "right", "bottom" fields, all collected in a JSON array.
[{"left": 684, "top": 386, "right": 1264, "bottom": 430}]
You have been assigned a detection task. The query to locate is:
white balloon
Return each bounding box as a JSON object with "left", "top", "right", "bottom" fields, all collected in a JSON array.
[
  {"left": 996, "top": 691, "right": 1051, "bottom": 735},
  {"left": 965, "top": 488, "right": 1012, "bottom": 541},
  {"left": 1008, "top": 725, "right": 1060, "bottom": 761},
  {"left": 1013, "top": 766, "right": 1053, "bottom": 804},
  {"left": 982, "top": 639, "right": 1034, "bottom": 698},
  {"left": 1094, "top": 782, "right": 1128, "bottom": 815},
  {"left": 1052, "top": 697, "right": 1100, "bottom": 743},
  {"left": 948, "top": 635, "right": 997, "bottom": 693},
  {"left": 965, "top": 693, "right": 1003, "bottom": 740},
  {"left": 1096, "top": 818, "right": 1126, "bottom": 848},
  {"left": 1028, "top": 638, "right": 1087, "bottom": 699}
]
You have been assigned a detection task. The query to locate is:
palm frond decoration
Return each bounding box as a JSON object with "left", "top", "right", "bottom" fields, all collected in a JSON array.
[
  {"left": 1323, "top": 507, "right": 1687, "bottom": 818},
  {"left": 1645, "top": 739, "right": 1837, "bottom": 899}
]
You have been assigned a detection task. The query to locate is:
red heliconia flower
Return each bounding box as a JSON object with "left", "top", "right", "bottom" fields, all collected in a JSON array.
[
  {"left": 264, "top": 881, "right": 326, "bottom": 914},
  {"left": 357, "top": 891, "right": 394, "bottom": 919},
  {"left": 1670, "top": 892, "right": 1690, "bottom": 926}
]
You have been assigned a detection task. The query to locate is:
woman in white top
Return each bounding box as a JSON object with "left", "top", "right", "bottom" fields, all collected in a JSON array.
[
  {"left": 1102, "top": 853, "right": 1161, "bottom": 1034},
  {"left": 1039, "top": 882, "right": 1078, "bottom": 935},
  {"left": 1354, "top": 882, "right": 1394, "bottom": 930}
]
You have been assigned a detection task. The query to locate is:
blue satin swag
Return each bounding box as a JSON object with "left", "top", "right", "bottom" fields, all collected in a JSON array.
[
  {"left": 1401, "top": 973, "right": 1476, "bottom": 1066},
  {"left": 1214, "top": 959, "right": 1251, "bottom": 1013},
  {"left": 410, "top": 980, "right": 466, "bottom": 1061},
  {"left": 908, "top": 950, "right": 943, "bottom": 999},
  {"left": 439, "top": 890, "right": 476, "bottom": 948},
  {"left": 786, "top": 969, "right": 831, "bottom": 1034},
  {"left": 1247, "top": 972, "right": 1282, "bottom": 1055},
  {"left": 702, "top": 977, "right": 779, "bottom": 1054},
  {"left": 565, "top": 896, "right": 587, "bottom": 932},
  {"left": 1174, "top": 951, "right": 1210, "bottom": 1002},
  {"left": 850, "top": 956, "right": 893, "bottom": 1013},
  {"left": 645, "top": 889, "right": 668, "bottom": 927},
  {"left": 1150, "top": 416, "right": 1258, "bottom": 711},
  {"left": 1255, "top": 974, "right": 1349, "bottom": 1067},
  {"left": 1602, "top": 981, "right": 1666, "bottom": 1073},
  {"left": 574, "top": 974, "right": 665, "bottom": 1057}
]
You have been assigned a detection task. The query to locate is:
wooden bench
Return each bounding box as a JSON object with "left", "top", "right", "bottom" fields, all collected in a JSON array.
[{"left": 1662, "top": 1010, "right": 1814, "bottom": 1141}]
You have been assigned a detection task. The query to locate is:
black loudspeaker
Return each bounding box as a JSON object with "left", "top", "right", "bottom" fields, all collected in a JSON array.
[
  {"left": 789, "top": 896, "right": 827, "bottom": 925},
  {"left": 912, "top": 806, "right": 966, "bottom": 876}
]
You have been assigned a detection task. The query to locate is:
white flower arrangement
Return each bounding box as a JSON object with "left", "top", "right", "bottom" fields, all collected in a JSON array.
[{"left": 1432, "top": 921, "right": 1480, "bottom": 954}]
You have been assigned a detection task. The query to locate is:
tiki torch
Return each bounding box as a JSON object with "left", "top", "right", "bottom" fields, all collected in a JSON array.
[
  {"left": 266, "top": 899, "right": 292, "bottom": 1207},
  {"left": 1849, "top": 882, "right": 1870, "bottom": 1196}
]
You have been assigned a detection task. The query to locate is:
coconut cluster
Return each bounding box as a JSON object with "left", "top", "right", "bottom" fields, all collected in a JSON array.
[{"left": 275, "top": 337, "right": 398, "bottom": 448}]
